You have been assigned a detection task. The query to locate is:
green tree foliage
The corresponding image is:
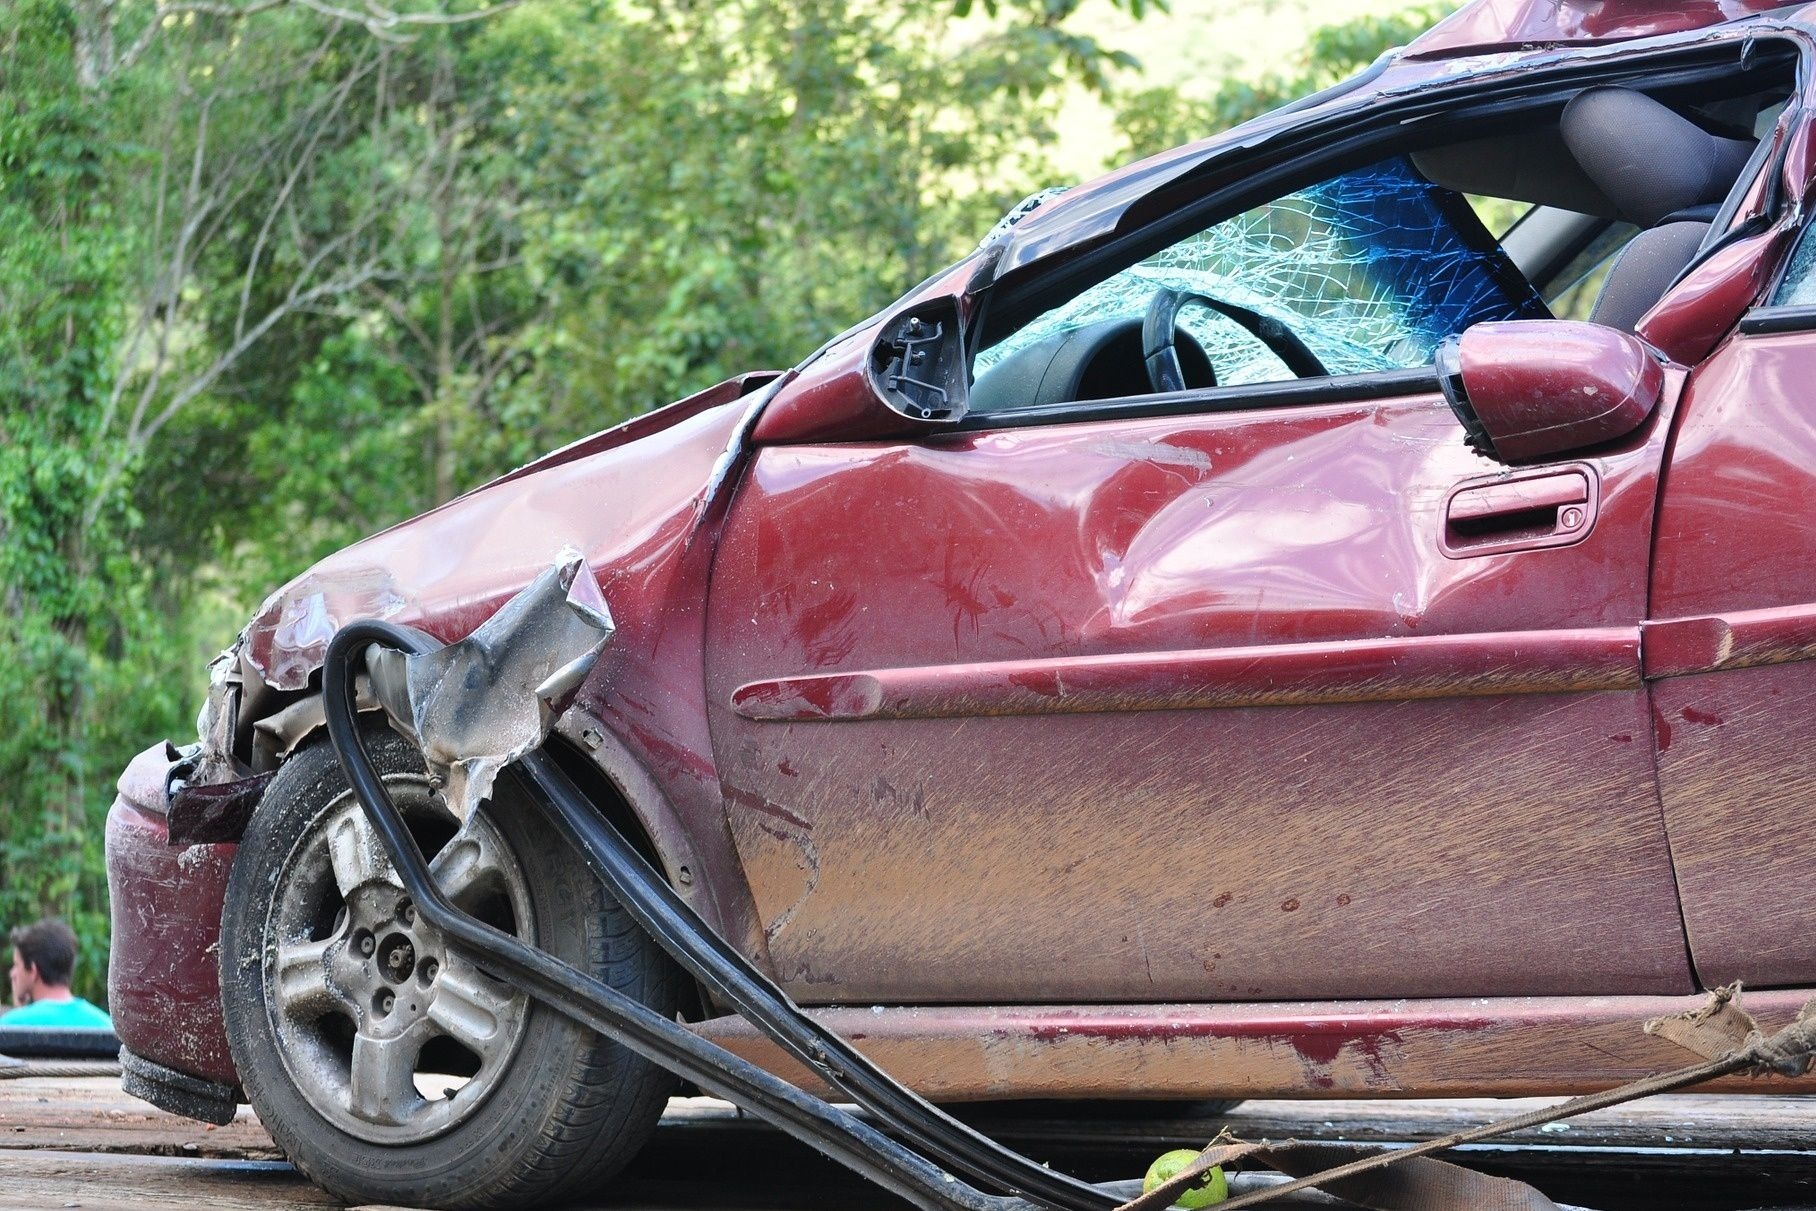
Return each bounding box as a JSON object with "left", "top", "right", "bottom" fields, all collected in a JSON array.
[
  {"left": 1115, "top": 4, "right": 1452, "bottom": 158},
  {"left": 0, "top": 0, "right": 150, "bottom": 991},
  {"left": 152, "top": 0, "right": 1153, "bottom": 587},
  {"left": 0, "top": 0, "right": 1148, "bottom": 1001}
]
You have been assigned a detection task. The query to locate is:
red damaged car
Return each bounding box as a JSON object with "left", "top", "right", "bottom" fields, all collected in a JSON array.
[{"left": 103, "top": 1, "right": 1816, "bottom": 1205}]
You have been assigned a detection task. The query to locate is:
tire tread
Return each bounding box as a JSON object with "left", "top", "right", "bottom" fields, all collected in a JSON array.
[{"left": 220, "top": 727, "right": 679, "bottom": 1210}]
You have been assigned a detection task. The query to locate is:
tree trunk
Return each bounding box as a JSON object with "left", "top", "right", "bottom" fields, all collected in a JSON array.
[{"left": 69, "top": 0, "right": 114, "bottom": 91}]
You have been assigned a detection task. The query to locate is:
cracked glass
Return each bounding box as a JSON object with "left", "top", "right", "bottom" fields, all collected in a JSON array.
[
  {"left": 976, "top": 155, "right": 1548, "bottom": 391},
  {"left": 1771, "top": 217, "right": 1816, "bottom": 307}
]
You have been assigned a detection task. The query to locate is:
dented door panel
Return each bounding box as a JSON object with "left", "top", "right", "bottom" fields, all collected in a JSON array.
[{"left": 704, "top": 386, "right": 1692, "bottom": 1005}]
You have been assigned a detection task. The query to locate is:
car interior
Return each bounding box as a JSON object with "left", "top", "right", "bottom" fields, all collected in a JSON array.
[{"left": 968, "top": 60, "right": 1797, "bottom": 416}]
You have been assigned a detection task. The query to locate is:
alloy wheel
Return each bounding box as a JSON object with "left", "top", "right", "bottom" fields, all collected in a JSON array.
[{"left": 263, "top": 781, "right": 534, "bottom": 1145}]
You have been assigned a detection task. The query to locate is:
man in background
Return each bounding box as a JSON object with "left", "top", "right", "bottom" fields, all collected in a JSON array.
[{"left": 4, "top": 918, "right": 112, "bottom": 1028}]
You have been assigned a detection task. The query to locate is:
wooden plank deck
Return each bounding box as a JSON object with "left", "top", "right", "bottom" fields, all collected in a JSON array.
[{"left": 6, "top": 1076, "right": 1816, "bottom": 1209}]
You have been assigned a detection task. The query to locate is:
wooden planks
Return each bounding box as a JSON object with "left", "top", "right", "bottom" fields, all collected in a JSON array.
[
  {"left": 0, "top": 1077, "right": 278, "bottom": 1161},
  {"left": 7, "top": 1076, "right": 1816, "bottom": 1210},
  {"left": 0, "top": 1152, "right": 333, "bottom": 1211}
]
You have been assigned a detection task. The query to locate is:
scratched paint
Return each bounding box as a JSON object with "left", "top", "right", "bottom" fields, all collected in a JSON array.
[
  {"left": 1648, "top": 324, "right": 1816, "bottom": 989},
  {"left": 106, "top": 794, "right": 240, "bottom": 1085},
  {"left": 691, "top": 989, "right": 1816, "bottom": 1101},
  {"left": 706, "top": 383, "right": 1691, "bottom": 1005}
]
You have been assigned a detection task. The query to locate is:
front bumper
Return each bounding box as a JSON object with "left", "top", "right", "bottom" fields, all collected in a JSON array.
[{"left": 105, "top": 743, "right": 239, "bottom": 1097}]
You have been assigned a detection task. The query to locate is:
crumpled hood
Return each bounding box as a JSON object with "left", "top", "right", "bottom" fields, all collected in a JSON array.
[{"left": 244, "top": 374, "right": 774, "bottom": 691}]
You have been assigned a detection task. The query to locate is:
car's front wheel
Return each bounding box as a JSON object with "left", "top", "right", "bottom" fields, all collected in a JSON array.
[{"left": 219, "top": 726, "right": 678, "bottom": 1209}]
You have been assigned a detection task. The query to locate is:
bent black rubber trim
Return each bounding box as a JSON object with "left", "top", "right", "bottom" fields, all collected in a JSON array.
[
  {"left": 956, "top": 365, "right": 1440, "bottom": 432},
  {"left": 118, "top": 1046, "right": 237, "bottom": 1126},
  {"left": 1739, "top": 304, "right": 1816, "bottom": 335},
  {"left": 515, "top": 748, "right": 1119, "bottom": 1211},
  {"left": 321, "top": 621, "right": 1042, "bottom": 1211}
]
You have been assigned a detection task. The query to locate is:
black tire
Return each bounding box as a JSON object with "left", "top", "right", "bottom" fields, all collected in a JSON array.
[{"left": 219, "top": 726, "right": 679, "bottom": 1209}]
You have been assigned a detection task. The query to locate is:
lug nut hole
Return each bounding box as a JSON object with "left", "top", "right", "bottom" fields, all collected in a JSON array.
[{"left": 377, "top": 932, "right": 416, "bottom": 984}]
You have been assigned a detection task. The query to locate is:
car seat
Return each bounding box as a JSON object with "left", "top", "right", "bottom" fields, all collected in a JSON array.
[{"left": 1559, "top": 87, "right": 1756, "bottom": 330}]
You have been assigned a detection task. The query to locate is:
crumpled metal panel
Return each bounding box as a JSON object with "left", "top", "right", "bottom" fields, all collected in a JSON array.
[
  {"left": 246, "top": 568, "right": 408, "bottom": 692},
  {"left": 367, "top": 552, "right": 615, "bottom": 822},
  {"left": 1407, "top": 0, "right": 1805, "bottom": 58},
  {"left": 218, "top": 389, "right": 772, "bottom": 969},
  {"left": 705, "top": 376, "right": 1691, "bottom": 1005}
]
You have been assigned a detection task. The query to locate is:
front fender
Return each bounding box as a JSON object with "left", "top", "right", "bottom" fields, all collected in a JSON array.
[{"left": 214, "top": 382, "right": 775, "bottom": 974}]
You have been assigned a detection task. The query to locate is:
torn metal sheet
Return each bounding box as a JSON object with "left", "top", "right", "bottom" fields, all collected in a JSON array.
[
  {"left": 250, "top": 676, "right": 383, "bottom": 768},
  {"left": 181, "top": 647, "right": 245, "bottom": 794},
  {"left": 367, "top": 551, "right": 614, "bottom": 821},
  {"left": 170, "top": 660, "right": 386, "bottom": 842}
]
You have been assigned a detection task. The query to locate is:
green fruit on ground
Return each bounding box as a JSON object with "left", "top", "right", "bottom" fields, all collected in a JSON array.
[{"left": 1141, "top": 1148, "right": 1229, "bottom": 1208}]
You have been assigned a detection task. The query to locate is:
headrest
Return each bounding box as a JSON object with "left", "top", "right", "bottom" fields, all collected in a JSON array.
[{"left": 1561, "top": 87, "right": 1756, "bottom": 227}]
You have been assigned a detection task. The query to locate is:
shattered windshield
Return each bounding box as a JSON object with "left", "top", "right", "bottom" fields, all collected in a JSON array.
[{"left": 975, "top": 155, "right": 1548, "bottom": 388}]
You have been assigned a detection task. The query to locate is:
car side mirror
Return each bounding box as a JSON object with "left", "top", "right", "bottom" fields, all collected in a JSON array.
[
  {"left": 1438, "top": 321, "right": 1663, "bottom": 463},
  {"left": 869, "top": 298, "right": 969, "bottom": 425},
  {"left": 750, "top": 297, "right": 973, "bottom": 445}
]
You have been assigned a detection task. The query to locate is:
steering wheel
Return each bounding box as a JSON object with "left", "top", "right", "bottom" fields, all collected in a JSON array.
[{"left": 1141, "top": 287, "right": 1329, "bottom": 394}]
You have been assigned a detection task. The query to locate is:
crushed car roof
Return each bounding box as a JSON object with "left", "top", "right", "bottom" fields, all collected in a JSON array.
[
  {"left": 1408, "top": 0, "right": 1809, "bottom": 58},
  {"left": 990, "top": 0, "right": 1812, "bottom": 281}
]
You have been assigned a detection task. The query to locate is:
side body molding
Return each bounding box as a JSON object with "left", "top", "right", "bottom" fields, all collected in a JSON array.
[
  {"left": 733, "top": 629, "right": 1641, "bottom": 722},
  {"left": 1642, "top": 605, "right": 1816, "bottom": 679}
]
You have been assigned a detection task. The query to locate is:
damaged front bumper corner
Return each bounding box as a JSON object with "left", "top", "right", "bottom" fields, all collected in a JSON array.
[
  {"left": 168, "top": 550, "right": 616, "bottom": 838},
  {"left": 365, "top": 551, "right": 615, "bottom": 823},
  {"left": 105, "top": 743, "right": 241, "bottom": 1107},
  {"left": 107, "top": 551, "right": 620, "bottom": 1126}
]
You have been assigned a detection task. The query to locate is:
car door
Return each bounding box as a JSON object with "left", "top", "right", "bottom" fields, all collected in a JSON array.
[
  {"left": 1646, "top": 179, "right": 1816, "bottom": 989},
  {"left": 703, "top": 154, "right": 1693, "bottom": 1007}
]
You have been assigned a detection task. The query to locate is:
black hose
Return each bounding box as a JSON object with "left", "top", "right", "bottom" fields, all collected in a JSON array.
[
  {"left": 323, "top": 620, "right": 1005, "bottom": 1211},
  {"left": 517, "top": 747, "right": 1119, "bottom": 1211}
]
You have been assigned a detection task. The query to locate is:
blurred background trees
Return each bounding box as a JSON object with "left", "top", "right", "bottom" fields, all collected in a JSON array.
[{"left": 0, "top": 0, "right": 1445, "bottom": 998}]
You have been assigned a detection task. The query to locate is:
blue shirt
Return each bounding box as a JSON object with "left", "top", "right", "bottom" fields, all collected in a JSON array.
[{"left": 1, "top": 997, "right": 113, "bottom": 1029}]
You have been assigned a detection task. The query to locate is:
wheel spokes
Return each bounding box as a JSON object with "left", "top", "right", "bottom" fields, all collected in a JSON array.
[
  {"left": 426, "top": 957, "right": 521, "bottom": 1062},
  {"left": 265, "top": 784, "right": 532, "bottom": 1144},
  {"left": 428, "top": 826, "right": 507, "bottom": 910},
  {"left": 327, "top": 805, "right": 396, "bottom": 897},
  {"left": 349, "top": 1028, "right": 427, "bottom": 1127},
  {"left": 273, "top": 937, "right": 350, "bottom": 1023}
]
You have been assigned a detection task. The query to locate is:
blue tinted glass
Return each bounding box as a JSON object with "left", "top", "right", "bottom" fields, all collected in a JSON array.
[{"left": 978, "top": 156, "right": 1547, "bottom": 387}]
